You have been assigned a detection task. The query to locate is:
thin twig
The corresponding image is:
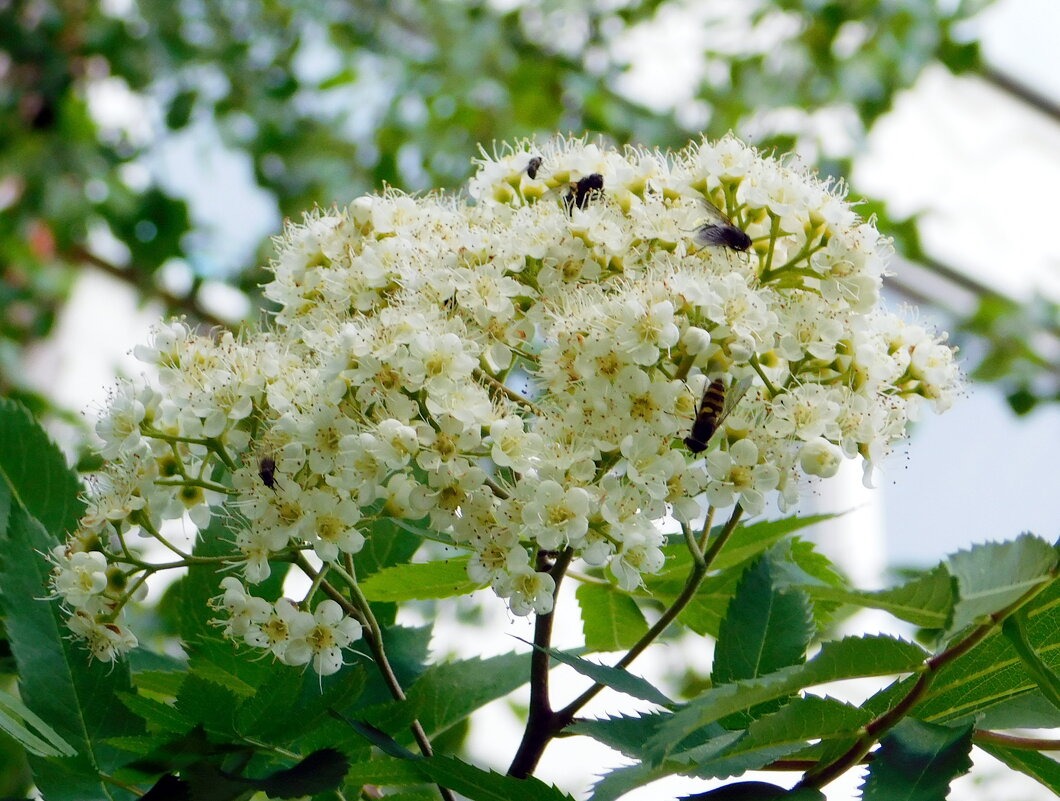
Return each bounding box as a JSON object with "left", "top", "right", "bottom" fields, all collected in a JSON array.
[
  {"left": 66, "top": 244, "right": 236, "bottom": 328},
  {"left": 296, "top": 555, "right": 455, "bottom": 801}
]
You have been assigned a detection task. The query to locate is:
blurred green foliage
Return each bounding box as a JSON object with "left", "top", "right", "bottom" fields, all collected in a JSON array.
[{"left": 9, "top": 0, "right": 1051, "bottom": 430}]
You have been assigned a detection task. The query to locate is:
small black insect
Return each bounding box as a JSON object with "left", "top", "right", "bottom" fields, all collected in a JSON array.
[
  {"left": 526, "top": 156, "right": 543, "bottom": 180},
  {"left": 258, "top": 456, "right": 277, "bottom": 490},
  {"left": 565, "top": 173, "right": 604, "bottom": 212},
  {"left": 692, "top": 199, "right": 752, "bottom": 252}
]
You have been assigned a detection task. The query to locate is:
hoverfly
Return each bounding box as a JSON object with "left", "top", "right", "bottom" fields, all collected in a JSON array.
[
  {"left": 258, "top": 456, "right": 278, "bottom": 490},
  {"left": 684, "top": 376, "right": 753, "bottom": 453},
  {"left": 525, "top": 156, "right": 543, "bottom": 180},
  {"left": 692, "top": 198, "right": 752, "bottom": 252},
  {"left": 565, "top": 173, "right": 605, "bottom": 212}
]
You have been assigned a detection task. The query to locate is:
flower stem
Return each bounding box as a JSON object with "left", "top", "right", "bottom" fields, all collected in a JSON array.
[
  {"left": 474, "top": 368, "right": 545, "bottom": 417},
  {"left": 315, "top": 555, "right": 455, "bottom": 801}
]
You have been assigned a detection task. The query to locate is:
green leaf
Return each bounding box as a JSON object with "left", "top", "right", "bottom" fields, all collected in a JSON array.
[
  {"left": 255, "top": 747, "right": 349, "bottom": 798},
  {"left": 404, "top": 651, "right": 531, "bottom": 737},
  {"left": 567, "top": 713, "right": 672, "bottom": 758},
  {"left": 118, "top": 692, "right": 192, "bottom": 734},
  {"left": 799, "top": 566, "right": 955, "bottom": 628},
  {"left": 416, "top": 755, "right": 575, "bottom": 801},
  {"left": 697, "top": 696, "right": 871, "bottom": 773},
  {"left": 973, "top": 691, "right": 1060, "bottom": 730},
  {"left": 680, "top": 782, "right": 825, "bottom": 800},
  {"left": 913, "top": 577, "right": 1060, "bottom": 725},
  {"left": 359, "top": 556, "right": 482, "bottom": 602},
  {"left": 712, "top": 551, "right": 814, "bottom": 685},
  {"left": 977, "top": 742, "right": 1060, "bottom": 795},
  {"left": 175, "top": 674, "right": 239, "bottom": 736},
  {"left": 0, "top": 501, "right": 144, "bottom": 800},
  {"left": 576, "top": 583, "right": 649, "bottom": 652},
  {"left": 946, "top": 535, "right": 1057, "bottom": 633},
  {"left": 646, "top": 636, "right": 925, "bottom": 761},
  {"left": 676, "top": 572, "right": 743, "bottom": 637},
  {"left": 0, "top": 397, "right": 82, "bottom": 537},
  {"left": 357, "top": 518, "right": 423, "bottom": 580},
  {"left": 649, "top": 514, "right": 836, "bottom": 595},
  {"left": 342, "top": 755, "right": 575, "bottom": 801},
  {"left": 860, "top": 719, "right": 973, "bottom": 801},
  {"left": 532, "top": 644, "right": 672, "bottom": 707},
  {"left": 0, "top": 685, "right": 77, "bottom": 757},
  {"left": 344, "top": 756, "right": 426, "bottom": 786},
  {"left": 1001, "top": 611, "right": 1060, "bottom": 712},
  {"left": 236, "top": 662, "right": 366, "bottom": 744}
]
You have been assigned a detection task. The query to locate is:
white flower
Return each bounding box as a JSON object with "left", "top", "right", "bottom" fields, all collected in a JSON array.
[
  {"left": 799, "top": 437, "right": 843, "bottom": 478},
  {"left": 521, "top": 480, "right": 592, "bottom": 550},
  {"left": 301, "top": 488, "right": 365, "bottom": 562},
  {"left": 496, "top": 564, "right": 556, "bottom": 616},
  {"left": 611, "top": 530, "right": 666, "bottom": 591},
  {"left": 214, "top": 577, "right": 272, "bottom": 640},
  {"left": 67, "top": 612, "right": 138, "bottom": 663},
  {"left": 706, "top": 439, "right": 780, "bottom": 516},
  {"left": 51, "top": 548, "right": 109, "bottom": 610},
  {"left": 282, "top": 600, "right": 362, "bottom": 676},
  {"left": 67, "top": 132, "right": 963, "bottom": 656}
]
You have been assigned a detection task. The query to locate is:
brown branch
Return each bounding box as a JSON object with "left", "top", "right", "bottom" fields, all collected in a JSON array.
[{"left": 65, "top": 244, "right": 236, "bottom": 329}]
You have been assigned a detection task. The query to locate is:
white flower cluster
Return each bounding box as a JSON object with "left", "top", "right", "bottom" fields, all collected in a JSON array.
[{"left": 52, "top": 135, "right": 960, "bottom": 665}]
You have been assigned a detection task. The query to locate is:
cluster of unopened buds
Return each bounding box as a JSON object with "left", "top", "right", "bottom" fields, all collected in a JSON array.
[{"left": 49, "top": 134, "right": 960, "bottom": 671}]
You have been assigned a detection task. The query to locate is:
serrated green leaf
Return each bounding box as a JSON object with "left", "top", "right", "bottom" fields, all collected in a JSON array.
[
  {"left": 357, "top": 518, "right": 423, "bottom": 579},
  {"left": 1002, "top": 611, "right": 1060, "bottom": 712},
  {"left": 576, "top": 583, "right": 649, "bottom": 651},
  {"left": 680, "top": 782, "right": 825, "bottom": 800},
  {"left": 649, "top": 514, "right": 837, "bottom": 595},
  {"left": 237, "top": 662, "right": 366, "bottom": 745},
  {"left": 947, "top": 534, "right": 1057, "bottom": 633},
  {"left": 175, "top": 674, "right": 239, "bottom": 736},
  {"left": 977, "top": 742, "right": 1060, "bottom": 794},
  {"left": 913, "top": 578, "right": 1060, "bottom": 725},
  {"left": 130, "top": 667, "right": 186, "bottom": 701},
  {"left": 647, "top": 636, "right": 926, "bottom": 761},
  {"left": 104, "top": 734, "right": 173, "bottom": 757},
  {"left": 0, "top": 397, "right": 83, "bottom": 536},
  {"left": 568, "top": 713, "right": 674, "bottom": 758},
  {"left": 0, "top": 500, "right": 144, "bottom": 800},
  {"left": 376, "top": 792, "right": 438, "bottom": 801},
  {"left": 590, "top": 743, "right": 744, "bottom": 801},
  {"left": 118, "top": 692, "right": 192, "bottom": 734},
  {"left": 417, "top": 755, "right": 576, "bottom": 801},
  {"left": 404, "top": 651, "right": 530, "bottom": 737},
  {"left": 676, "top": 572, "right": 743, "bottom": 637},
  {"left": 533, "top": 644, "right": 672, "bottom": 707},
  {"left": 700, "top": 695, "right": 871, "bottom": 771},
  {"left": 0, "top": 685, "right": 76, "bottom": 757},
  {"left": 799, "top": 566, "right": 955, "bottom": 628},
  {"left": 973, "top": 691, "right": 1060, "bottom": 729},
  {"left": 358, "top": 625, "right": 433, "bottom": 709},
  {"left": 712, "top": 551, "right": 814, "bottom": 686},
  {"left": 343, "top": 756, "right": 425, "bottom": 786},
  {"left": 860, "top": 719, "right": 973, "bottom": 801},
  {"left": 360, "top": 557, "right": 482, "bottom": 602},
  {"left": 256, "top": 747, "right": 349, "bottom": 798},
  {"left": 343, "top": 754, "right": 575, "bottom": 801}
]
